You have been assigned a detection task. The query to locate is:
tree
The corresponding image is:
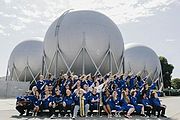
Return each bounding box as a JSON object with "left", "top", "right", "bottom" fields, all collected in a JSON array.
[
  {"left": 159, "top": 56, "right": 174, "bottom": 88},
  {"left": 171, "top": 78, "right": 180, "bottom": 89}
]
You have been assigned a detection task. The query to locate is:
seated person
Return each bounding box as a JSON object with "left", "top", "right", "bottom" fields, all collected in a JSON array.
[
  {"left": 33, "top": 90, "right": 41, "bottom": 116},
  {"left": 89, "top": 87, "right": 101, "bottom": 116},
  {"left": 151, "top": 92, "right": 167, "bottom": 118},
  {"left": 130, "top": 90, "right": 145, "bottom": 116},
  {"left": 121, "top": 88, "right": 135, "bottom": 119},
  {"left": 41, "top": 89, "right": 55, "bottom": 118},
  {"left": 53, "top": 88, "right": 63, "bottom": 117},
  {"left": 63, "top": 89, "right": 75, "bottom": 117},
  {"left": 141, "top": 92, "right": 153, "bottom": 117},
  {"left": 72, "top": 87, "right": 89, "bottom": 119},
  {"left": 109, "top": 91, "right": 123, "bottom": 117},
  {"left": 102, "top": 88, "right": 112, "bottom": 118}
]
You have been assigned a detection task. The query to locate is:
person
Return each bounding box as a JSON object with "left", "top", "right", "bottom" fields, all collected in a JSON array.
[
  {"left": 41, "top": 89, "right": 56, "bottom": 119},
  {"left": 109, "top": 91, "right": 123, "bottom": 117},
  {"left": 72, "top": 87, "right": 89, "bottom": 119},
  {"left": 44, "top": 73, "right": 53, "bottom": 86},
  {"left": 33, "top": 90, "right": 42, "bottom": 116},
  {"left": 130, "top": 90, "right": 146, "bottom": 116},
  {"left": 63, "top": 89, "right": 75, "bottom": 117},
  {"left": 53, "top": 88, "right": 63, "bottom": 117},
  {"left": 102, "top": 89, "right": 112, "bottom": 118},
  {"left": 142, "top": 79, "right": 158, "bottom": 98},
  {"left": 16, "top": 91, "right": 35, "bottom": 116},
  {"left": 15, "top": 95, "right": 28, "bottom": 116},
  {"left": 89, "top": 87, "right": 100, "bottom": 117},
  {"left": 151, "top": 92, "right": 167, "bottom": 118},
  {"left": 141, "top": 92, "right": 153, "bottom": 117},
  {"left": 126, "top": 74, "right": 137, "bottom": 90},
  {"left": 121, "top": 88, "right": 135, "bottom": 119},
  {"left": 36, "top": 75, "right": 46, "bottom": 93}
]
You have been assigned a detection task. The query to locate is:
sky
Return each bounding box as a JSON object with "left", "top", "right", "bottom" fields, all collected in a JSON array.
[{"left": 0, "top": 0, "right": 179, "bottom": 78}]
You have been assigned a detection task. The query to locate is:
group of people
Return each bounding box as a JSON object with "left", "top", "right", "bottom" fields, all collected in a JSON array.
[{"left": 16, "top": 72, "right": 167, "bottom": 119}]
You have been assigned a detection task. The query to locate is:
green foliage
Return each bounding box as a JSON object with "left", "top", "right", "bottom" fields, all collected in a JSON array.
[
  {"left": 171, "top": 78, "right": 180, "bottom": 89},
  {"left": 163, "top": 88, "right": 180, "bottom": 96},
  {"left": 159, "top": 56, "right": 174, "bottom": 88}
]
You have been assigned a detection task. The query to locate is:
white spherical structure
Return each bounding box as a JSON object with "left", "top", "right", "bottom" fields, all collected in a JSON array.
[
  {"left": 44, "top": 10, "right": 124, "bottom": 75},
  {"left": 124, "top": 43, "right": 162, "bottom": 83},
  {"left": 8, "top": 39, "right": 43, "bottom": 81}
]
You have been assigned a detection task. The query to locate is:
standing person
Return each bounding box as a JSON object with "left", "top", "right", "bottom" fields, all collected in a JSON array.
[
  {"left": 130, "top": 90, "right": 146, "bottom": 116},
  {"left": 151, "top": 92, "right": 167, "bottom": 118},
  {"left": 36, "top": 75, "right": 46, "bottom": 93},
  {"left": 63, "top": 89, "right": 75, "bottom": 117},
  {"left": 141, "top": 92, "right": 153, "bottom": 117},
  {"left": 121, "top": 88, "right": 135, "bottom": 119},
  {"left": 72, "top": 87, "right": 89, "bottom": 119}
]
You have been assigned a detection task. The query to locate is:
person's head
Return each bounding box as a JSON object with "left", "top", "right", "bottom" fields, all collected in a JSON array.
[
  {"left": 151, "top": 92, "right": 158, "bottom": 98},
  {"left": 48, "top": 73, "right": 52, "bottom": 79},
  {"left": 92, "top": 87, "right": 97, "bottom": 94},
  {"left": 45, "top": 89, "right": 49, "bottom": 95},
  {"left": 137, "top": 76, "right": 141, "bottom": 81},
  {"left": 55, "top": 88, "right": 60, "bottom": 96},
  {"left": 113, "top": 74, "right": 117, "bottom": 79},
  {"left": 65, "top": 84, "right": 70, "bottom": 90},
  {"left": 144, "top": 83, "right": 149, "bottom": 89},
  {"left": 112, "top": 91, "right": 118, "bottom": 98},
  {"left": 35, "top": 90, "right": 39, "bottom": 98},
  {"left": 63, "top": 74, "right": 68, "bottom": 80},
  {"left": 73, "top": 75, "right": 78, "bottom": 80},
  {"left": 66, "top": 89, "right": 71, "bottom": 96},
  {"left": 44, "top": 85, "right": 49, "bottom": 91},
  {"left": 105, "top": 90, "right": 110, "bottom": 97},
  {"left": 77, "top": 80, "right": 81, "bottom": 87},
  {"left": 39, "top": 75, "right": 44, "bottom": 80},
  {"left": 130, "top": 90, "right": 137, "bottom": 97},
  {"left": 83, "top": 84, "right": 89, "bottom": 91},
  {"left": 124, "top": 88, "right": 129, "bottom": 96},
  {"left": 142, "top": 92, "right": 147, "bottom": 99},
  {"left": 95, "top": 81, "right": 99, "bottom": 87},
  {"left": 120, "top": 74, "right": 124, "bottom": 79},
  {"left": 32, "top": 86, "right": 38, "bottom": 95}
]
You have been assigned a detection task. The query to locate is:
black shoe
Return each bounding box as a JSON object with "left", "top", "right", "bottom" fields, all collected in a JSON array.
[
  {"left": 140, "top": 114, "right": 146, "bottom": 117},
  {"left": 19, "top": 113, "right": 24, "bottom": 116}
]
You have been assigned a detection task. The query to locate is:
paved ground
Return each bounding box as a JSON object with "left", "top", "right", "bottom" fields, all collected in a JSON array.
[{"left": 0, "top": 97, "right": 180, "bottom": 120}]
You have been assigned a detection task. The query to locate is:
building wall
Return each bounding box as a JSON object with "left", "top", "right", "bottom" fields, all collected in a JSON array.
[{"left": 0, "top": 80, "right": 29, "bottom": 98}]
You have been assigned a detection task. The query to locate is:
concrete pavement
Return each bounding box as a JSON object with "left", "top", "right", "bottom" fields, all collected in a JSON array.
[{"left": 0, "top": 97, "right": 180, "bottom": 120}]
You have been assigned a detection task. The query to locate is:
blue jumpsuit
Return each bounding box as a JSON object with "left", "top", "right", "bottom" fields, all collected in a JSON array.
[{"left": 130, "top": 96, "right": 142, "bottom": 113}]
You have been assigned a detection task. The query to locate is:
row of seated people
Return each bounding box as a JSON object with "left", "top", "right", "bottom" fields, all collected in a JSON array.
[{"left": 16, "top": 72, "right": 167, "bottom": 119}]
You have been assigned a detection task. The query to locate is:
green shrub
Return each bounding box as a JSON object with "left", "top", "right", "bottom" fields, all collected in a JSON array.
[{"left": 163, "top": 88, "right": 180, "bottom": 96}]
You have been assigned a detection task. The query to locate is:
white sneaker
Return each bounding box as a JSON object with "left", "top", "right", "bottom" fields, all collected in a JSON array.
[
  {"left": 72, "top": 116, "right": 75, "bottom": 120},
  {"left": 91, "top": 114, "right": 93, "bottom": 117},
  {"left": 64, "top": 114, "right": 68, "bottom": 118},
  {"left": 58, "top": 113, "right": 61, "bottom": 118},
  {"left": 50, "top": 114, "right": 56, "bottom": 119}
]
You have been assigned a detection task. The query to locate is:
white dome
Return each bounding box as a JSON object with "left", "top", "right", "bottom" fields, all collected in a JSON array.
[
  {"left": 124, "top": 43, "right": 162, "bottom": 82},
  {"left": 44, "top": 10, "right": 124, "bottom": 75},
  {"left": 8, "top": 39, "right": 43, "bottom": 81}
]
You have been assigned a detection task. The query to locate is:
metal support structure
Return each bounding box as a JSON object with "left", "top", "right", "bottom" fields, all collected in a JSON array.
[{"left": 82, "top": 32, "right": 85, "bottom": 74}]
